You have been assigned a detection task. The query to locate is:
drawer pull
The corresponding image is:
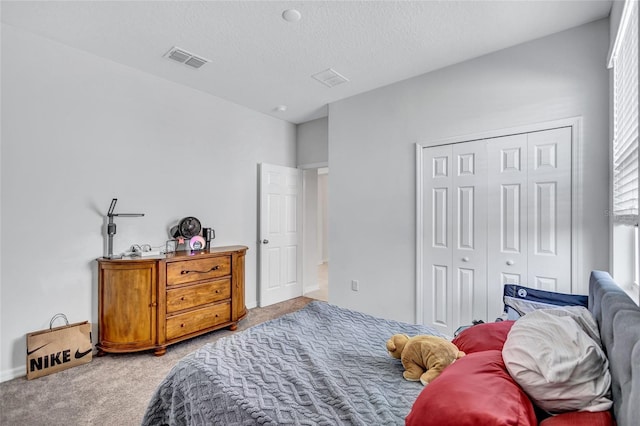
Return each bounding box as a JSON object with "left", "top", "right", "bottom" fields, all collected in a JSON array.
[
  {"left": 215, "top": 290, "right": 220, "bottom": 294},
  {"left": 181, "top": 297, "right": 185, "bottom": 301},
  {"left": 181, "top": 323, "right": 185, "bottom": 328},
  {"left": 181, "top": 265, "right": 220, "bottom": 275}
]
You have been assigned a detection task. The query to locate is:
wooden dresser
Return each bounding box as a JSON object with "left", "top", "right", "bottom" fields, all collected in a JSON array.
[{"left": 97, "top": 245, "right": 247, "bottom": 356}]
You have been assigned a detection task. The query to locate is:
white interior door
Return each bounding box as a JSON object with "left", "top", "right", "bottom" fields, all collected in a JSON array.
[
  {"left": 423, "top": 142, "right": 487, "bottom": 335},
  {"left": 259, "top": 163, "right": 302, "bottom": 307}
]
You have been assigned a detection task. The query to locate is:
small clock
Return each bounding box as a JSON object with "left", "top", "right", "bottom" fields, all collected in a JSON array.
[{"left": 189, "top": 236, "right": 206, "bottom": 250}]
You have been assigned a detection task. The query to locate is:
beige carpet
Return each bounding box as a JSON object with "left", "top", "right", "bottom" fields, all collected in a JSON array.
[{"left": 0, "top": 297, "right": 313, "bottom": 426}]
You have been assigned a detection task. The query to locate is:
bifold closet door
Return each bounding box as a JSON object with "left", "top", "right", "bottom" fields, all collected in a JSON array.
[
  {"left": 423, "top": 142, "right": 487, "bottom": 335},
  {"left": 486, "top": 127, "right": 572, "bottom": 320},
  {"left": 422, "top": 126, "right": 572, "bottom": 333}
]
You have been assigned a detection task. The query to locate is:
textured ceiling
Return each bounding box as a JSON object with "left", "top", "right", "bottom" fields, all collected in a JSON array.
[{"left": 1, "top": 1, "right": 612, "bottom": 124}]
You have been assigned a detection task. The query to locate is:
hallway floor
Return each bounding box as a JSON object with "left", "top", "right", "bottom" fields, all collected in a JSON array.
[{"left": 305, "top": 262, "right": 328, "bottom": 301}]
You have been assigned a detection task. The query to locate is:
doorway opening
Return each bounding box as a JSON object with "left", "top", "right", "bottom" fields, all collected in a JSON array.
[{"left": 302, "top": 167, "right": 328, "bottom": 301}]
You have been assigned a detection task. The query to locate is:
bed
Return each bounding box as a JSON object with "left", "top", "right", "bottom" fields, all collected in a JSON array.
[
  {"left": 142, "top": 301, "right": 445, "bottom": 425},
  {"left": 587, "top": 270, "right": 640, "bottom": 426},
  {"left": 143, "top": 271, "right": 640, "bottom": 426}
]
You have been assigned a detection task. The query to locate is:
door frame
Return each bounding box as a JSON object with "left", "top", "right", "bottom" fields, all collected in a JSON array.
[
  {"left": 415, "top": 117, "right": 583, "bottom": 324},
  {"left": 299, "top": 162, "right": 329, "bottom": 294}
]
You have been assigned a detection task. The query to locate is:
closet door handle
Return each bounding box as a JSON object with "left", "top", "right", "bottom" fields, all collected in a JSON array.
[
  {"left": 506, "top": 260, "right": 514, "bottom": 266},
  {"left": 461, "top": 257, "right": 469, "bottom": 262}
]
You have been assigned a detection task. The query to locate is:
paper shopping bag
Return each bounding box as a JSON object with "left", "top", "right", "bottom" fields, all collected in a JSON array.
[{"left": 26, "top": 313, "right": 92, "bottom": 380}]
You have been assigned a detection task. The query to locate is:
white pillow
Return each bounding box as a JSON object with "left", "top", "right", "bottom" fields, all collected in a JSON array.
[
  {"left": 538, "top": 305, "right": 602, "bottom": 346},
  {"left": 502, "top": 308, "right": 612, "bottom": 413}
]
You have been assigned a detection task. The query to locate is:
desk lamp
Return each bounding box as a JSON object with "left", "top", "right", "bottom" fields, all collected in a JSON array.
[{"left": 106, "top": 198, "right": 144, "bottom": 258}]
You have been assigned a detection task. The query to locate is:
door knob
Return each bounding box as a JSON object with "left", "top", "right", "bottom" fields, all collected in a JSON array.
[
  {"left": 461, "top": 257, "right": 469, "bottom": 262},
  {"left": 506, "top": 260, "right": 514, "bottom": 266},
  {"left": 262, "top": 239, "right": 269, "bottom": 244}
]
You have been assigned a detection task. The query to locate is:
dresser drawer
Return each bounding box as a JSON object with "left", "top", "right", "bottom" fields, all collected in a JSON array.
[
  {"left": 166, "top": 256, "right": 231, "bottom": 286},
  {"left": 166, "top": 278, "right": 231, "bottom": 314},
  {"left": 166, "top": 302, "right": 231, "bottom": 340}
]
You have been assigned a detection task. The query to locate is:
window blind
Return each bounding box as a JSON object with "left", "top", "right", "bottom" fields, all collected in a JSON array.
[{"left": 611, "top": 0, "right": 638, "bottom": 226}]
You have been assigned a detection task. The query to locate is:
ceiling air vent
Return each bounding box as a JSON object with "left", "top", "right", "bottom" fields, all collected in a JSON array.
[
  {"left": 311, "top": 68, "right": 349, "bottom": 88},
  {"left": 164, "top": 47, "right": 210, "bottom": 69}
]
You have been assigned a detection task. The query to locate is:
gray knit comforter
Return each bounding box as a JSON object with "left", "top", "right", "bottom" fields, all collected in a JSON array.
[{"left": 142, "top": 301, "right": 444, "bottom": 426}]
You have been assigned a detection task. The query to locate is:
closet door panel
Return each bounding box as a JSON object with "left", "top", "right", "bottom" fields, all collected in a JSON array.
[
  {"left": 487, "top": 134, "right": 529, "bottom": 320},
  {"left": 423, "top": 145, "right": 453, "bottom": 333},
  {"left": 452, "top": 142, "right": 487, "bottom": 328},
  {"left": 527, "top": 127, "right": 572, "bottom": 293}
]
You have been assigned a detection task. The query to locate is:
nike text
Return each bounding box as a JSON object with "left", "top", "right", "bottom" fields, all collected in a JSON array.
[{"left": 29, "top": 350, "right": 71, "bottom": 372}]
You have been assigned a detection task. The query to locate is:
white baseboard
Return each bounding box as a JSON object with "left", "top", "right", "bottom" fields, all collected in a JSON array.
[
  {"left": 303, "top": 285, "right": 320, "bottom": 294},
  {"left": 246, "top": 300, "right": 258, "bottom": 310},
  {"left": 1, "top": 365, "right": 25, "bottom": 383}
]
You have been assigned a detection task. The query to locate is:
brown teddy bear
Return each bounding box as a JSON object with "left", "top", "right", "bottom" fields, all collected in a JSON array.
[{"left": 386, "top": 334, "right": 465, "bottom": 385}]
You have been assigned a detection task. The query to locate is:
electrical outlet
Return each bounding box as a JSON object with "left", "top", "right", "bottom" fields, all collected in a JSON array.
[{"left": 351, "top": 280, "right": 359, "bottom": 291}]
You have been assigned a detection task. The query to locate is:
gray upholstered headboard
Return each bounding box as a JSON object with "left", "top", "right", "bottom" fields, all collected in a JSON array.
[{"left": 588, "top": 271, "right": 640, "bottom": 426}]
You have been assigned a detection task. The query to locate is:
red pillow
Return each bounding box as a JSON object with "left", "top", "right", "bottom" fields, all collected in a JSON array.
[
  {"left": 451, "top": 320, "right": 515, "bottom": 354},
  {"left": 538, "top": 411, "right": 614, "bottom": 426},
  {"left": 406, "top": 350, "right": 537, "bottom": 426}
]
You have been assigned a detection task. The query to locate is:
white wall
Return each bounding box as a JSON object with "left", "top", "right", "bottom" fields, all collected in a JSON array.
[
  {"left": 328, "top": 19, "right": 611, "bottom": 323},
  {"left": 0, "top": 24, "right": 296, "bottom": 380},
  {"left": 297, "top": 117, "right": 328, "bottom": 168},
  {"left": 609, "top": 0, "right": 625, "bottom": 54}
]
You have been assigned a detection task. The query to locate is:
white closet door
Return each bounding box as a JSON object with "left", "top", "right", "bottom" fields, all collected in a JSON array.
[
  {"left": 487, "top": 134, "right": 529, "bottom": 320},
  {"left": 486, "top": 128, "right": 572, "bottom": 319},
  {"left": 421, "top": 126, "right": 572, "bottom": 332},
  {"left": 423, "top": 142, "right": 487, "bottom": 335},
  {"left": 526, "top": 127, "right": 572, "bottom": 293},
  {"left": 451, "top": 142, "right": 488, "bottom": 329},
  {"left": 423, "top": 145, "right": 454, "bottom": 334}
]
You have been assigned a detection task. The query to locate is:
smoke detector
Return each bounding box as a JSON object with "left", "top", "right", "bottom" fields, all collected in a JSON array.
[
  {"left": 282, "top": 9, "right": 302, "bottom": 22},
  {"left": 311, "top": 68, "right": 349, "bottom": 88},
  {"left": 164, "top": 47, "right": 210, "bottom": 69}
]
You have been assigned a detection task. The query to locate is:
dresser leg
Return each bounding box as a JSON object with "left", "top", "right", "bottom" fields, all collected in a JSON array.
[
  {"left": 229, "top": 323, "right": 238, "bottom": 331},
  {"left": 154, "top": 346, "right": 167, "bottom": 356}
]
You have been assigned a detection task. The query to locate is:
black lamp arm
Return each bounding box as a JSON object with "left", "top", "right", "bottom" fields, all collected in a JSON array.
[{"left": 106, "top": 198, "right": 144, "bottom": 258}]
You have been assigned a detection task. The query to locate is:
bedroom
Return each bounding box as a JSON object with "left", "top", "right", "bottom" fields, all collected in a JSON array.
[{"left": 1, "top": 0, "right": 638, "bottom": 423}]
